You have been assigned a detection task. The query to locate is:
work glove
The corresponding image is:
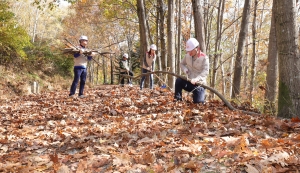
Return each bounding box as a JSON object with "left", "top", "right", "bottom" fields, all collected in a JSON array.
[
  {"left": 91, "top": 52, "right": 96, "bottom": 56},
  {"left": 147, "top": 67, "right": 151, "bottom": 71},
  {"left": 79, "top": 48, "right": 85, "bottom": 54},
  {"left": 191, "top": 78, "right": 198, "bottom": 85}
]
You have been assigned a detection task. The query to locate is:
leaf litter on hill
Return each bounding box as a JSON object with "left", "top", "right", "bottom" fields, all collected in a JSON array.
[{"left": 0, "top": 85, "right": 300, "bottom": 172}]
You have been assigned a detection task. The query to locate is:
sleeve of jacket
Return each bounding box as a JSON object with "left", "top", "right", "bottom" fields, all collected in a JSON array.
[
  {"left": 179, "top": 55, "right": 188, "bottom": 73},
  {"left": 74, "top": 53, "right": 80, "bottom": 58}
]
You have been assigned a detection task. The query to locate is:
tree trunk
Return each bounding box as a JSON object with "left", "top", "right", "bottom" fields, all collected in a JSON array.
[
  {"left": 264, "top": 0, "right": 278, "bottom": 114},
  {"left": 210, "top": 0, "right": 225, "bottom": 99},
  {"left": 110, "top": 54, "right": 114, "bottom": 84},
  {"left": 158, "top": 0, "right": 167, "bottom": 83},
  {"left": 243, "top": 37, "right": 249, "bottom": 95},
  {"left": 274, "top": 0, "right": 300, "bottom": 118},
  {"left": 32, "top": 8, "right": 39, "bottom": 43},
  {"left": 137, "top": 0, "right": 149, "bottom": 72},
  {"left": 176, "top": 0, "right": 182, "bottom": 75},
  {"left": 192, "top": 0, "right": 206, "bottom": 53},
  {"left": 249, "top": 0, "right": 258, "bottom": 104},
  {"left": 231, "top": 0, "right": 251, "bottom": 99},
  {"left": 167, "top": 0, "right": 176, "bottom": 89},
  {"left": 102, "top": 56, "right": 107, "bottom": 84},
  {"left": 156, "top": 0, "right": 161, "bottom": 72}
]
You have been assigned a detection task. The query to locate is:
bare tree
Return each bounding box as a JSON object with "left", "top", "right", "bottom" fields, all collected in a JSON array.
[
  {"left": 167, "top": 0, "right": 176, "bottom": 89},
  {"left": 231, "top": 0, "right": 252, "bottom": 99},
  {"left": 264, "top": 0, "right": 278, "bottom": 114},
  {"left": 274, "top": 0, "right": 300, "bottom": 118},
  {"left": 157, "top": 0, "right": 167, "bottom": 87},
  {"left": 176, "top": 0, "right": 182, "bottom": 75},
  {"left": 192, "top": 0, "right": 206, "bottom": 53},
  {"left": 249, "top": 0, "right": 258, "bottom": 103},
  {"left": 137, "top": 0, "right": 149, "bottom": 71},
  {"left": 210, "top": 0, "right": 225, "bottom": 98}
]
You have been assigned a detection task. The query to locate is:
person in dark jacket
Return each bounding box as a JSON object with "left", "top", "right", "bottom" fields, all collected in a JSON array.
[
  {"left": 69, "top": 35, "right": 96, "bottom": 98},
  {"left": 119, "top": 53, "right": 134, "bottom": 87}
]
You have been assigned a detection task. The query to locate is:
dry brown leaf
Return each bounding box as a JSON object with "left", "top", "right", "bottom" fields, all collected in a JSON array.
[
  {"left": 140, "top": 151, "right": 155, "bottom": 164},
  {"left": 245, "top": 164, "right": 259, "bottom": 173}
]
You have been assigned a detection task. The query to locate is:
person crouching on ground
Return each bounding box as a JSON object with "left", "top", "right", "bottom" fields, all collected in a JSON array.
[
  {"left": 140, "top": 44, "right": 157, "bottom": 90},
  {"left": 174, "top": 38, "right": 209, "bottom": 103},
  {"left": 69, "top": 35, "right": 96, "bottom": 98},
  {"left": 119, "top": 53, "right": 134, "bottom": 87}
]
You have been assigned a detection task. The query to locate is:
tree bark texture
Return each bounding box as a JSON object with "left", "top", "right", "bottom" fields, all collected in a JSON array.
[
  {"left": 231, "top": 0, "right": 251, "bottom": 99},
  {"left": 167, "top": 0, "right": 175, "bottom": 89},
  {"left": 264, "top": 0, "right": 278, "bottom": 114},
  {"left": 176, "top": 0, "right": 182, "bottom": 75},
  {"left": 137, "top": 0, "right": 149, "bottom": 72},
  {"left": 210, "top": 0, "right": 225, "bottom": 99},
  {"left": 249, "top": 0, "right": 258, "bottom": 104},
  {"left": 158, "top": 0, "right": 167, "bottom": 72},
  {"left": 274, "top": 0, "right": 300, "bottom": 118},
  {"left": 192, "top": 0, "right": 206, "bottom": 53}
]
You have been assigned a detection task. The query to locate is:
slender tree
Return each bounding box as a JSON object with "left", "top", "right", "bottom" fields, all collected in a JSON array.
[
  {"left": 210, "top": 0, "right": 225, "bottom": 98},
  {"left": 137, "top": 0, "right": 149, "bottom": 72},
  {"left": 264, "top": 0, "right": 278, "bottom": 114},
  {"left": 231, "top": 0, "right": 252, "bottom": 99},
  {"left": 176, "top": 0, "right": 182, "bottom": 75},
  {"left": 167, "top": 0, "right": 176, "bottom": 89},
  {"left": 191, "top": 0, "right": 206, "bottom": 53},
  {"left": 249, "top": 0, "right": 258, "bottom": 103},
  {"left": 274, "top": 0, "right": 300, "bottom": 118}
]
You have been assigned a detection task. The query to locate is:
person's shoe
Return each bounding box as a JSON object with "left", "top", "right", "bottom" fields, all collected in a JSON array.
[
  {"left": 129, "top": 84, "right": 133, "bottom": 87},
  {"left": 173, "top": 98, "right": 182, "bottom": 102},
  {"left": 78, "top": 95, "right": 85, "bottom": 98},
  {"left": 69, "top": 94, "right": 75, "bottom": 98}
]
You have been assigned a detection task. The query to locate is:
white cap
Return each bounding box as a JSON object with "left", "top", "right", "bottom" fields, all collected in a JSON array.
[
  {"left": 79, "top": 35, "right": 88, "bottom": 41},
  {"left": 123, "top": 53, "right": 128, "bottom": 59},
  {"left": 186, "top": 38, "right": 199, "bottom": 51},
  {"left": 150, "top": 44, "right": 157, "bottom": 51}
]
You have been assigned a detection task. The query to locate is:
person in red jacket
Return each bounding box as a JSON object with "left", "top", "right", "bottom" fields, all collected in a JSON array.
[{"left": 174, "top": 38, "right": 209, "bottom": 103}]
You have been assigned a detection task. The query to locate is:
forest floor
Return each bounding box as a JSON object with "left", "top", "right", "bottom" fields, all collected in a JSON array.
[{"left": 0, "top": 84, "right": 300, "bottom": 173}]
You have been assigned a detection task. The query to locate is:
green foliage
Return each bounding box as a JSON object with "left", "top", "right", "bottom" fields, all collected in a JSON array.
[
  {"left": 0, "top": 0, "right": 31, "bottom": 64},
  {"left": 25, "top": 45, "right": 73, "bottom": 77}
]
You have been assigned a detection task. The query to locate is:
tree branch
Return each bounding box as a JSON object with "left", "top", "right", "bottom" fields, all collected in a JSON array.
[{"left": 121, "top": 71, "right": 262, "bottom": 116}]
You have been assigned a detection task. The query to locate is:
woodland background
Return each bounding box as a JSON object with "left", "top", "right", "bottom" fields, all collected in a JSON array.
[{"left": 1, "top": 0, "right": 300, "bottom": 172}]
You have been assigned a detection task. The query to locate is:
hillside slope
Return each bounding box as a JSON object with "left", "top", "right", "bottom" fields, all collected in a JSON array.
[{"left": 0, "top": 66, "right": 71, "bottom": 99}]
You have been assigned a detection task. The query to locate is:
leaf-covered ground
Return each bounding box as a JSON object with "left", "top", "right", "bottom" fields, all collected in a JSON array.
[{"left": 0, "top": 85, "right": 300, "bottom": 173}]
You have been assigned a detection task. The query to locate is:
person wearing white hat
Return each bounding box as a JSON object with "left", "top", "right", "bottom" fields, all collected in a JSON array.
[
  {"left": 69, "top": 35, "right": 96, "bottom": 98},
  {"left": 140, "top": 44, "right": 157, "bottom": 90},
  {"left": 119, "top": 53, "right": 134, "bottom": 87},
  {"left": 174, "top": 38, "right": 209, "bottom": 103}
]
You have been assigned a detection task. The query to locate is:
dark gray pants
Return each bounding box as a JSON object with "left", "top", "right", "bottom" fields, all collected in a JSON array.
[{"left": 174, "top": 78, "right": 205, "bottom": 103}]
